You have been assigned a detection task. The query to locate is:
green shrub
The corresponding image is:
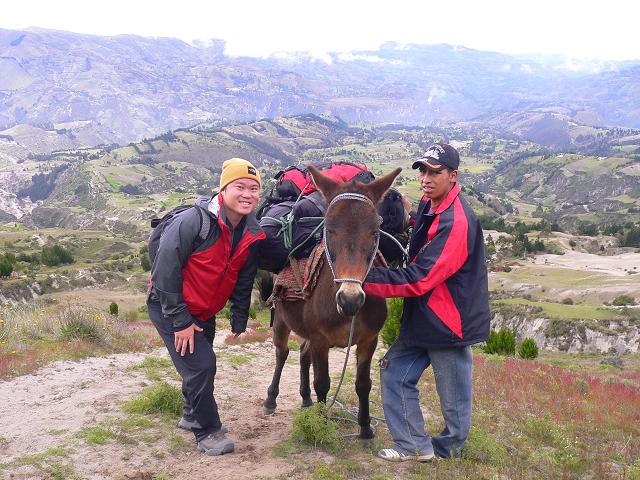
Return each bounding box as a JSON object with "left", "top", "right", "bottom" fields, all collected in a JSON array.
[
  {"left": 381, "top": 297, "right": 403, "bottom": 348},
  {"left": 140, "top": 254, "right": 152, "bottom": 272},
  {"left": 0, "top": 257, "right": 13, "bottom": 277},
  {"left": 484, "top": 327, "right": 516, "bottom": 355},
  {"left": 518, "top": 338, "right": 539, "bottom": 359},
  {"left": 124, "top": 381, "right": 182, "bottom": 417},
  {"left": 561, "top": 297, "right": 573, "bottom": 305},
  {"left": 462, "top": 426, "right": 507, "bottom": 465},
  {"left": 612, "top": 294, "right": 635, "bottom": 306},
  {"left": 109, "top": 301, "right": 119, "bottom": 316},
  {"left": 291, "top": 403, "right": 341, "bottom": 452},
  {"left": 41, "top": 244, "right": 74, "bottom": 266}
]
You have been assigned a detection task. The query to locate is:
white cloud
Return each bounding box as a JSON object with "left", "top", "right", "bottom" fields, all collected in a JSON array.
[
  {"left": 1, "top": 0, "right": 639, "bottom": 61},
  {"left": 520, "top": 64, "right": 534, "bottom": 74},
  {"left": 427, "top": 87, "right": 446, "bottom": 105},
  {"left": 337, "top": 52, "right": 383, "bottom": 63}
]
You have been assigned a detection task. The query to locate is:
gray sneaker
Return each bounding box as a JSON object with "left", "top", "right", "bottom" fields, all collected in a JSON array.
[
  {"left": 177, "top": 417, "right": 228, "bottom": 434},
  {"left": 197, "top": 431, "right": 235, "bottom": 456}
]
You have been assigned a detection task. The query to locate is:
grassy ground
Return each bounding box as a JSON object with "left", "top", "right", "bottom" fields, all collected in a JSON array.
[
  {"left": 0, "top": 310, "right": 638, "bottom": 478},
  {"left": 493, "top": 297, "right": 620, "bottom": 320},
  {"left": 278, "top": 349, "right": 640, "bottom": 480}
]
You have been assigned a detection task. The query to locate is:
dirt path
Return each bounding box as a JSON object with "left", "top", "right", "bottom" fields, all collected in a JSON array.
[
  {"left": 0, "top": 331, "right": 368, "bottom": 479},
  {"left": 532, "top": 250, "right": 640, "bottom": 276}
]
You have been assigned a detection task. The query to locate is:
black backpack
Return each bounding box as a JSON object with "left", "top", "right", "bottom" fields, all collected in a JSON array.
[
  {"left": 257, "top": 201, "right": 296, "bottom": 273},
  {"left": 290, "top": 191, "right": 327, "bottom": 259},
  {"left": 148, "top": 205, "right": 211, "bottom": 264},
  {"left": 378, "top": 188, "right": 409, "bottom": 264}
]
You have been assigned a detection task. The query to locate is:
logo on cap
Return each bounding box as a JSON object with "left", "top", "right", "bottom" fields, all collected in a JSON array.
[
  {"left": 247, "top": 166, "right": 257, "bottom": 175},
  {"left": 424, "top": 145, "right": 445, "bottom": 161}
]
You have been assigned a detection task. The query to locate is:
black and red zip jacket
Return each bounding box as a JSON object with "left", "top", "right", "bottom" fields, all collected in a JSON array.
[
  {"left": 364, "top": 184, "right": 490, "bottom": 348},
  {"left": 149, "top": 194, "right": 265, "bottom": 333}
]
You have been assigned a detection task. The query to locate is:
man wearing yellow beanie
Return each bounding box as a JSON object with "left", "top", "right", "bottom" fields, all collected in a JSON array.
[{"left": 147, "top": 157, "right": 265, "bottom": 456}]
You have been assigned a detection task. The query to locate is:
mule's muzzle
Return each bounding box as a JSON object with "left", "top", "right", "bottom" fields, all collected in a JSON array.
[{"left": 336, "top": 285, "right": 366, "bottom": 317}]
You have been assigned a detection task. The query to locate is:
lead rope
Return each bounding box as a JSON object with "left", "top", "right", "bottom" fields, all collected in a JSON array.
[{"left": 327, "top": 313, "right": 356, "bottom": 411}]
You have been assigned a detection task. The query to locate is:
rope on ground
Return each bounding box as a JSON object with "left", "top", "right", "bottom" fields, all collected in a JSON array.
[{"left": 327, "top": 398, "right": 387, "bottom": 438}]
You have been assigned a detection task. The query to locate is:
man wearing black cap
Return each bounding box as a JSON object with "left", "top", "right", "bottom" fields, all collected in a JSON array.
[{"left": 364, "top": 143, "right": 490, "bottom": 462}]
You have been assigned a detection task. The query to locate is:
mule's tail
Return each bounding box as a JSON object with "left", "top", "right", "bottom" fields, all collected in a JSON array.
[{"left": 256, "top": 269, "right": 274, "bottom": 303}]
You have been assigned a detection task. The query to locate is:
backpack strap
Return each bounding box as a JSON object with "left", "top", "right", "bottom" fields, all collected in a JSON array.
[
  {"left": 304, "top": 192, "right": 327, "bottom": 215},
  {"left": 192, "top": 205, "right": 212, "bottom": 252}
]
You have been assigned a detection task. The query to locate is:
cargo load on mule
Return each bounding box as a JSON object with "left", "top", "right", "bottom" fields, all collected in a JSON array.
[{"left": 257, "top": 162, "right": 409, "bottom": 273}]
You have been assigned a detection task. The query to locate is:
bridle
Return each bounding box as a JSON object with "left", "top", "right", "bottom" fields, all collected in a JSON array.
[{"left": 323, "top": 192, "right": 381, "bottom": 285}]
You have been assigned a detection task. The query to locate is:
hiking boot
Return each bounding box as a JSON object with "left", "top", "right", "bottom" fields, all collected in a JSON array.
[
  {"left": 177, "top": 417, "right": 228, "bottom": 434},
  {"left": 197, "top": 431, "right": 235, "bottom": 456}
]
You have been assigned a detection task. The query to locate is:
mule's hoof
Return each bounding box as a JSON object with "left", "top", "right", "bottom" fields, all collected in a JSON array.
[
  {"left": 263, "top": 406, "right": 276, "bottom": 415},
  {"left": 359, "top": 426, "right": 375, "bottom": 440},
  {"left": 301, "top": 398, "right": 313, "bottom": 408}
]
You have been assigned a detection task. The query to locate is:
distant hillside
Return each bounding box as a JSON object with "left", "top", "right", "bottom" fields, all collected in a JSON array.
[
  {"left": 1, "top": 114, "right": 637, "bottom": 234},
  {"left": 1, "top": 28, "right": 640, "bottom": 150}
]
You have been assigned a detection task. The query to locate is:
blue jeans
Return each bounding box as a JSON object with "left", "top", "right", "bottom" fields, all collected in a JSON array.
[{"left": 380, "top": 339, "right": 473, "bottom": 458}]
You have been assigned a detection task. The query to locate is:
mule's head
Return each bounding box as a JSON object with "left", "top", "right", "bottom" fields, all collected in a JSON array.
[{"left": 307, "top": 165, "right": 402, "bottom": 317}]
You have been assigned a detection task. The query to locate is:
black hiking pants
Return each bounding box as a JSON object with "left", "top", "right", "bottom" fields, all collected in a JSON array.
[{"left": 147, "top": 299, "right": 222, "bottom": 441}]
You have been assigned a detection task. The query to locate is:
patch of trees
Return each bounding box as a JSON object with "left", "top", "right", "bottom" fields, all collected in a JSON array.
[
  {"left": 577, "top": 221, "right": 640, "bottom": 247},
  {"left": 0, "top": 252, "right": 16, "bottom": 277},
  {"left": 621, "top": 226, "right": 640, "bottom": 248},
  {"left": 576, "top": 222, "right": 598, "bottom": 236},
  {"left": 136, "top": 157, "right": 157, "bottom": 167},
  {"left": 16, "top": 164, "right": 69, "bottom": 201},
  {"left": 119, "top": 184, "right": 141, "bottom": 195},
  {"left": 479, "top": 215, "right": 561, "bottom": 235},
  {"left": 41, "top": 245, "right": 75, "bottom": 267}
]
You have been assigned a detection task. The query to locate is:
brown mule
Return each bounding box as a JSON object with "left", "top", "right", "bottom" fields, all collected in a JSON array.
[{"left": 262, "top": 165, "right": 402, "bottom": 439}]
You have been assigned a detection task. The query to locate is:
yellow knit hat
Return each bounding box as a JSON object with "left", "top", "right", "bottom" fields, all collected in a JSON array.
[{"left": 219, "top": 158, "right": 261, "bottom": 191}]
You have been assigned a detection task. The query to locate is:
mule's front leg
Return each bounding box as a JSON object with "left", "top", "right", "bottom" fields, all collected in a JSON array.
[
  {"left": 355, "top": 337, "right": 378, "bottom": 439},
  {"left": 263, "top": 311, "right": 290, "bottom": 415},
  {"left": 311, "top": 343, "right": 330, "bottom": 403}
]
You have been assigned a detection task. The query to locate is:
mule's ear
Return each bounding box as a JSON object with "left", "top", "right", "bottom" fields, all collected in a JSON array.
[
  {"left": 308, "top": 164, "right": 339, "bottom": 201},
  {"left": 366, "top": 168, "right": 402, "bottom": 204}
]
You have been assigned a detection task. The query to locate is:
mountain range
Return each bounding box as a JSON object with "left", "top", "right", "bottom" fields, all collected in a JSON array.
[{"left": 1, "top": 27, "right": 640, "bottom": 150}]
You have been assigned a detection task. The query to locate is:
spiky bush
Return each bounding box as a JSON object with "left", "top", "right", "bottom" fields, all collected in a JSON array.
[
  {"left": 381, "top": 297, "right": 403, "bottom": 348},
  {"left": 59, "top": 315, "right": 103, "bottom": 343},
  {"left": 291, "top": 403, "right": 341, "bottom": 452},
  {"left": 518, "top": 338, "right": 539, "bottom": 359}
]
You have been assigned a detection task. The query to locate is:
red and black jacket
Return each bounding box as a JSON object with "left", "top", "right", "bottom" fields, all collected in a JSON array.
[
  {"left": 364, "top": 184, "right": 490, "bottom": 347},
  {"left": 149, "top": 194, "right": 265, "bottom": 333}
]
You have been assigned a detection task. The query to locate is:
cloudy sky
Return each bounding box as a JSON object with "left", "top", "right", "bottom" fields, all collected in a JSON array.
[{"left": 2, "top": 0, "right": 639, "bottom": 60}]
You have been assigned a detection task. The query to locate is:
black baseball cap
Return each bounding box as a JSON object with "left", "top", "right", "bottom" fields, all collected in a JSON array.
[{"left": 412, "top": 143, "right": 460, "bottom": 171}]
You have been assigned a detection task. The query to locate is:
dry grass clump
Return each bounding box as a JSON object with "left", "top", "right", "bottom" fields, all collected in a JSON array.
[{"left": 0, "top": 300, "right": 160, "bottom": 378}]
